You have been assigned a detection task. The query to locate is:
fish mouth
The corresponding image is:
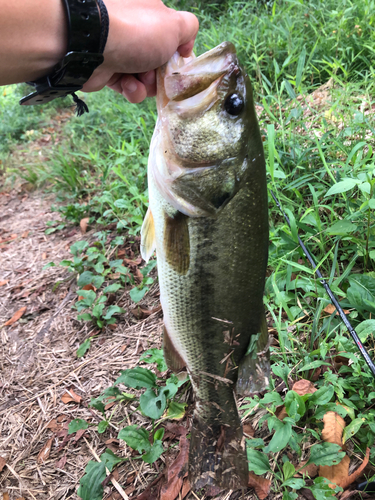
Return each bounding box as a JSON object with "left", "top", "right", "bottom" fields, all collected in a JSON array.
[{"left": 162, "top": 42, "right": 238, "bottom": 103}]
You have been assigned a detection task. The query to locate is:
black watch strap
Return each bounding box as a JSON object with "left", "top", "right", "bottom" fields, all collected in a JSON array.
[{"left": 20, "top": 0, "right": 109, "bottom": 115}]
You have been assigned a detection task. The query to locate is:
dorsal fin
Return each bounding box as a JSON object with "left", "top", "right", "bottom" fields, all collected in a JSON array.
[{"left": 140, "top": 208, "right": 156, "bottom": 262}]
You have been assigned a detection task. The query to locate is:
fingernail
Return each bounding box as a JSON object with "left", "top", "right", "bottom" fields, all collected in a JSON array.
[
  {"left": 144, "top": 71, "right": 155, "bottom": 85},
  {"left": 124, "top": 80, "right": 137, "bottom": 93}
]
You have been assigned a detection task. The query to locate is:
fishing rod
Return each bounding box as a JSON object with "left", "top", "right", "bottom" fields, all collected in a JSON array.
[{"left": 270, "top": 189, "right": 375, "bottom": 379}]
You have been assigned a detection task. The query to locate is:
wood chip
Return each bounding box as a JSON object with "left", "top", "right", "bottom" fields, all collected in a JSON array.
[
  {"left": 37, "top": 437, "right": 53, "bottom": 464},
  {"left": 3, "top": 306, "right": 27, "bottom": 326}
]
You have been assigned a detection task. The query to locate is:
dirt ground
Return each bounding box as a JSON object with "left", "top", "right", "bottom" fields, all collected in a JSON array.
[
  {"left": 0, "top": 191, "right": 262, "bottom": 500},
  {"left": 0, "top": 190, "right": 163, "bottom": 499}
]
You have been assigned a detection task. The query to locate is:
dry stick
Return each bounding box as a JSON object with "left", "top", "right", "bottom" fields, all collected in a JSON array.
[{"left": 83, "top": 437, "right": 129, "bottom": 500}]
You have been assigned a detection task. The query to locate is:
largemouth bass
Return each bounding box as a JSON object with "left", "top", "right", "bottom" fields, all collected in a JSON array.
[{"left": 141, "top": 42, "right": 269, "bottom": 490}]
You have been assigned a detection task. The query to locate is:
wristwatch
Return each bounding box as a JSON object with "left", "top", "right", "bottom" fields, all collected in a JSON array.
[{"left": 20, "top": 0, "right": 109, "bottom": 115}]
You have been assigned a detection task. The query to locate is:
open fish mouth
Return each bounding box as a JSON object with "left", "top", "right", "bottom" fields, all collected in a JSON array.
[{"left": 160, "top": 42, "right": 239, "bottom": 103}]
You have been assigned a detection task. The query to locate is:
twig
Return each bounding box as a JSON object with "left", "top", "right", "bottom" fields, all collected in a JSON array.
[{"left": 83, "top": 437, "right": 129, "bottom": 500}]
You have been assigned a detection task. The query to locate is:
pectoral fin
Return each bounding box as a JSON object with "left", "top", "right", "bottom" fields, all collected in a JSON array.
[
  {"left": 164, "top": 212, "right": 190, "bottom": 275},
  {"left": 163, "top": 325, "right": 186, "bottom": 372},
  {"left": 140, "top": 208, "right": 156, "bottom": 262},
  {"left": 236, "top": 311, "right": 270, "bottom": 395}
]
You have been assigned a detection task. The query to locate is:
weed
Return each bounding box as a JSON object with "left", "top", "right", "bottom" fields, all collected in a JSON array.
[
  {"left": 45, "top": 238, "right": 156, "bottom": 346},
  {"left": 72, "top": 350, "right": 189, "bottom": 500}
]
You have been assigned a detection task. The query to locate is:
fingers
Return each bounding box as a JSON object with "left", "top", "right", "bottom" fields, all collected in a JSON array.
[
  {"left": 107, "top": 74, "right": 156, "bottom": 103},
  {"left": 176, "top": 11, "right": 199, "bottom": 57},
  {"left": 178, "top": 39, "right": 196, "bottom": 58},
  {"left": 138, "top": 70, "right": 156, "bottom": 98}
]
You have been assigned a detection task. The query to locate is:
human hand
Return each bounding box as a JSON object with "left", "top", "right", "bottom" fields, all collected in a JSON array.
[{"left": 82, "top": 0, "right": 199, "bottom": 103}]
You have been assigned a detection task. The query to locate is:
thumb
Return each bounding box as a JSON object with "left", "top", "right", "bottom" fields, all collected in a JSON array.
[{"left": 176, "top": 11, "right": 199, "bottom": 57}]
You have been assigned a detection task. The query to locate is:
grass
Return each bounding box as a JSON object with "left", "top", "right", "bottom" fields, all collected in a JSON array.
[{"left": 2, "top": 0, "right": 375, "bottom": 496}]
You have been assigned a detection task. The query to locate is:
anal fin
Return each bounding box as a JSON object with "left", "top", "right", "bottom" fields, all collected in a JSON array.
[
  {"left": 236, "top": 311, "right": 270, "bottom": 395},
  {"left": 140, "top": 208, "right": 156, "bottom": 262}
]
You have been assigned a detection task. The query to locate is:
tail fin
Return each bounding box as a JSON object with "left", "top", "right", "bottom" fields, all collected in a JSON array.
[
  {"left": 236, "top": 311, "right": 270, "bottom": 395},
  {"left": 189, "top": 415, "right": 248, "bottom": 490}
]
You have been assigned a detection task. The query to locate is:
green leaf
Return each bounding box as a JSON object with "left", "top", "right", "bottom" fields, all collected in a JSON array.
[
  {"left": 77, "top": 313, "right": 93, "bottom": 322},
  {"left": 342, "top": 417, "right": 364, "bottom": 443},
  {"left": 346, "top": 274, "right": 375, "bottom": 315},
  {"left": 152, "top": 429, "right": 164, "bottom": 443},
  {"left": 260, "top": 392, "right": 284, "bottom": 406},
  {"left": 118, "top": 425, "right": 150, "bottom": 453},
  {"left": 130, "top": 286, "right": 149, "bottom": 303},
  {"left": 71, "top": 240, "right": 89, "bottom": 256},
  {"left": 296, "top": 46, "right": 306, "bottom": 89},
  {"left": 314, "top": 403, "right": 349, "bottom": 420},
  {"left": 103, "top": 283, "right": 123, "bottom": 293},
  {"left": 77, "top": 461, "right": 106, "bottom": 500},
  {"left": 245, "top": 438, "right": 264, "bottom": 449},
  {"left": 98, "top": 420, "right": 109, "bottom": 434},
  {"left": 308, "top": 477, "right": 342, "bottom": 499},
  {"left": 68, "top": 419, "right": 89, "bottom": 435},
  {"left": 308, "top": 443, "right": 345, "bottom": 466},
  {"left": 43, "top": 262, "right": 56, "bottom": 269},
  {"left": 356, "top": 319, "right": 375, "bottom": 342},
  {"left": 283, "top": 478, "right": 305, "bottom": 489},
  {"left": 326, "top": 220, "right": 357, "bottom": 235},
  {"left": 271, "top": 363, "right": 290, "bottom": 386},
  {"left": 283, "top": 492, "right": 298, "bottom": 500},
  {"left": 101, "top": 449, "right": 124, "bottom": 472},
  {"left": 298, "top": 360, "right": 332, "bottom": 372},
  {"left": 141, "top": 260, "right": 157, "bottom": 276},
  {"left": 76, "top": 338, "right": 91, "bottom": 358},
  {"left": 90, "top": 399, "right": 105, "bottom": 415},
  {"left": 160, "top": 382, "right": 178, "bottom": 400},
  {"left": 308, "top": 385, "right": 334, "bottom": 406},
  {"left": 246, "top": 448, "right": 271, "bottom": 474},
  {"left": 284, "top": 391, "right": 306, "bottom": 419},
  {"left": 115, "top": 367, "right": 156, "bottom": 389},
  {"left": 140, "top": 348, "right": 168, "bottom": 372},
  {"left": 77, "top": 271, "right": 104, "bottom": 289},
  {"left": 283, "top": 461, "right": 296, "bottom": 481},
  {"left": 77, "top": 289, "right": 96, "bottom": 305},
  {"left": 142, "top": 440, "right": 164, "bottom": 463},
  {"left": 165, "top": 401, "right": 187, "bottom": 420},
  {"left": 325, "top": 179, "right": 358, "bottom": 197},
  {"left": 140, "top": 388, "right": 167, "bottom": 420},
  {"left": 265, "top": 420, "right": 292, "bottom": 453},
  {"left": 103, "top": 305, "right": 125, "bottom": 320},
  {"left": 92, "top": 303, "right": 105, "bottom": 319},
  {"left": 61, "top": 259, "right": 73, "bottom": 267}
]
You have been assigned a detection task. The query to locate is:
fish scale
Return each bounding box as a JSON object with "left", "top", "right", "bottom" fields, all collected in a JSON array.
[{"left": 141, "top": 42, "right": 269, "bottom": 490}]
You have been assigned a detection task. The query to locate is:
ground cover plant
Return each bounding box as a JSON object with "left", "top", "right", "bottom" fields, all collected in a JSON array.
[{"left": 1, "top": 0, "right": 375, "bottom": 498}]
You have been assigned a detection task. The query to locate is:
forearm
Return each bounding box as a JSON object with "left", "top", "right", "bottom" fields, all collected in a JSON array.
[{"left": 0, "top": 0, "right": 67, "bottom": 85}]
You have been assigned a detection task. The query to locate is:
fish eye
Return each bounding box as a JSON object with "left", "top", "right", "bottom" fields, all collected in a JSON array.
[{"left": 224, "top": 93, "right": 244, "bottom": 116}]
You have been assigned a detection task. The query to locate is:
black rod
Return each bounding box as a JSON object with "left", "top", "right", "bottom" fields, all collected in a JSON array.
[{"left": 270, "top": 189, "right": 375, "bottom": 379}]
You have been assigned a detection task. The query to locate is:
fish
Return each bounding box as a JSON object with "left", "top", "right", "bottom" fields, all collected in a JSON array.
[{"left": 141, "top": 42, "right": 269, "bottom": 490}]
